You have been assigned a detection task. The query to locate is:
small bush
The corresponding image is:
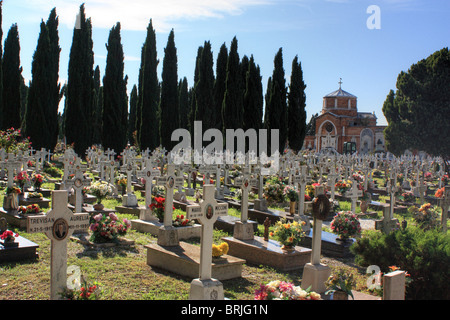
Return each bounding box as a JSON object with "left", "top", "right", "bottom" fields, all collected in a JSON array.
[{"left": 351, "top": 226, "right": 450, "bottom": 300}]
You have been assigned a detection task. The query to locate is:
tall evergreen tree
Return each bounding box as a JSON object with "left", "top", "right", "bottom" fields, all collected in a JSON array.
[
  {"left": 188, "top": 45, "right": 203, "bottom": 137},
  {"left": 213, "top": 43, "right": 227, "bottom": 132},
  {"left": 128, "top": 84, "right": 138, "bottom": 144},
  {"left": 45, "top": 8, "right": 62, "bottom": 152},
  {"left": 2, "top": 24, "right": 22, "bottom": 130},
  {"left": 102, "top": 22, "right": 128, "bottom": 154},
  {"left": 287, "top": 55, "right": 307, "bottom": 152},
  {"left": 91, "top": 65, "right": 102, "bottom": 144},
  {"left": 222, "top": 37, "right": 243, "bottom": 132},
  {"left": 243, "top": 55, "right": 263, "bottom": 131},
  {"left": 23, "top": 21, "right": 52, "bottom": 150},
  {"left": 159, "top": 29, "right": 179, "bottom": 151},
  {"left": 194, "top": 41, "right": 215, "bottom": 137},
  {"left": 0, "top": 2, "right": 3, "bottom": 129},
  {"left": 178, "top": 77, "right": 189, "bottom": 130},
  {"left": 65, "top": 4, "right": 94, "bottom": 156},
  {"left": 138, "top": 20, "right": 160, "bottom": 151},
  {"left": 265, "top": 48, "right": 287, "bottom": 153}
]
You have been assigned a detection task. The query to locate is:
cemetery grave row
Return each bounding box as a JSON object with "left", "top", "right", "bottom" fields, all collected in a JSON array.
[{"left": 0, "top": 145, "right": 448, "bottom": 300}]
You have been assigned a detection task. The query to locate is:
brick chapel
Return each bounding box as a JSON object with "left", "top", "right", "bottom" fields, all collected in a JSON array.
[{"left": 303, "top": 79, "right": 387, "bottom": 154}]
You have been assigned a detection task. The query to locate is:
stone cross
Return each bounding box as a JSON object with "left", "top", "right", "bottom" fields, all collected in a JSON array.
[
  {"left": 349, "top": 179, "right": 362, "bottom": 213},
  {"left": 27, "top": 191, "right": 89, "bottom": 299},
  {"left": 120, "top": 161, "right": 138, "bottom": 207},
  {"left": 234, "top": 167, "right": 258, "bottom": 223},
  {"left": 65, "top": 171, "right": 91, "bottom": 213},
  {"left": 293, "top": 165, "right": 311, "bottom": 217},
  {"left": 136, "top": 166, "right": 161, "bottom": 219},
  {"left": 186, "top": 185, "right": 228, "bottom": 300},
  {"left": 327, "top": 165, "right": 340, "bottom": 201},
  {"left": 155, "top": 165, "right": 184, "bottom": 228},
  {"left": 439, "top": 186, "right": 450, "bottom": 233},
  {"left": 301, "top": 185, "right": 331, "bottom": 294},
  {"left": 5, "top": 156, "right": 22, "bottom": 188}
]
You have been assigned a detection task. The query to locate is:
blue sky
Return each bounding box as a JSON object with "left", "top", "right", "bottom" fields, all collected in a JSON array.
[{"left": 2, "top": 0, "right": 450, "bottom": 126}]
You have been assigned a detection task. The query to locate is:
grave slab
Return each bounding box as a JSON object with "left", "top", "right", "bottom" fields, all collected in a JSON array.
[
  {"left": 145, "top": 241, "right": 245, "bottom": 281},
  {"left": 222, "top": 236, "right": 312, "bottom": 271},
  {"left": 0, "top": 234, "right": 39, "bottom": 262},
  {"left": 298, "top": 229, "right": 355, "bottom": 258},
  {"left": 0, "top": 208, "right": 46, "bottom": 228},
  {"left": 131, "top": 219, "right": 202, "bottom": 240}
]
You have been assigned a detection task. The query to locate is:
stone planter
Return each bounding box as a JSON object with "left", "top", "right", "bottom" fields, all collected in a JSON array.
[{"left": 332, "top": 290, "right": 349, "bottom": 300}]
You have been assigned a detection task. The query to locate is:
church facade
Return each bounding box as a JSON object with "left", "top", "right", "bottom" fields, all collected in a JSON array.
[{"left": 303, "top": 80, "right": 387, "bottom": 154}]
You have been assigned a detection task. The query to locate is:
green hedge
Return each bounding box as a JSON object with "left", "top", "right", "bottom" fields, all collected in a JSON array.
[{"left": 351, "top": 226, "right": 450, "bottom": 300}]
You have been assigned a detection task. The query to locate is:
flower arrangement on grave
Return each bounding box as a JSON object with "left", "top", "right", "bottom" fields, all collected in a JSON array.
[
  {"left": 330, "top": 211, "right": 361, "bottom": 240},
  {"left": 305, "top": 185, "right": 315, "bottom": 199},
  {"left": 87, "top": 181, "right": 113, "bottom": 204},
  {"left": 43, "top": 163, "right": 62, "bottom": 178},
  {"left": 115, "top": 174, "right": 127, "bottom": 188},
  {"left": 408, "top": 203, "right": 440, "bottom": 230},
  {"left": 151, "top": 185, "right": 165, "bottom": 197},
  {"left": 396, "top": 173, "right": 404, "bottom": 185},
  {"left": 424, "top": 172, "right": 432, "bottom": 181},
  {"left": 31, "top": 173, "right": 44, "bottom": 190},
  {"left": 0, "top": 230, "right": 19, "bottom": 243},
  {"left": 212, "top": 242, "right": 229, "bottom": 258},
  {"left": 435, "top": 187, "right": 444, "bottom": 198},
  {"left": 283, "top": 185, "right": 299, "bottom": 202},
  {"left": 263, "top": 176, "right": 285, "bottom": 204},
  {"left": 173, "top": 214, "right": 195, "bottom": 227},
  {"left": 254, "top": 281, "right": 321, "bottom": 300},
  {"left": 149, "top": 196, "right": 175, "bottom": 222},
  {"left": 27, "top": 192, "right": 43, "bottom": 199},
  {"left": 400, "top": 191, "right": 415, "bottom": 203},
  {"left": 0, "top": 128, "right": 31, "bottom": 153},
  {"left": 335, "top": 180, "right": 351, "bottom": 195},
  {"left": 5, "top": 186, "right": 21, "bottom": 195},
  {"left": 60, "top": 277, "right": 103, "bottom": 300},
  {"left": 13, "top": 171, "right": 29, "bottom": 191},
  {"left": 361, "top": 190, "right": 371, "bottom": 201},
  {"left": 441, "top": 174, "right": 449, "bottom": 185},
  {"left": 202, "top": 175, "right": 214, "bottom": 185},
  {"left": 325, "top": 269, "right": 356, "bottom": 300},
  {"left": 304, "top": 194, "right": 312, "bottom": 202},
  {"left": 19, "top": 204, "right": 41, "bottom": 214},
  {"left": 89, "top": 212, "right": 131, "bottom": 243},
  {"left": 270, "top": 219, "right": 305, "bottom": 250},
  {"left": 27, "top": 160, "right": 34, "bottom": 168},
  {"left": 352, "top": 171, "right": 364, "bottom": 182}
]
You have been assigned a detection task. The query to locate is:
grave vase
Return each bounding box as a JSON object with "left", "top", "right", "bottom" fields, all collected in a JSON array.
[
  {"left": 360, "top": 200, "right": 369, "bottom": 214},
  {"left": 289, "top": 201, "right": 296, "bottom": 215},
  {"left": 332, "top": 290, "right": 349, "bottom": 300},
  {"left": 281, "top": 244, "right": 295, "bottom": 252}
]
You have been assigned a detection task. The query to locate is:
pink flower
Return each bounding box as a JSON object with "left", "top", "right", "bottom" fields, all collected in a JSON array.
[{"left": 93, "top": 213, "right": 102, "bottom": 222}]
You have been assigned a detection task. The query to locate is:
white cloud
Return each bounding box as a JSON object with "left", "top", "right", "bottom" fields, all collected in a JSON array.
[{"left": 15, "top": 0, "right": 275, "bottom": 32}]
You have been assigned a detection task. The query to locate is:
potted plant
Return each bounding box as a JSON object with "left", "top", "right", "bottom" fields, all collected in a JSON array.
[
  {"left": 173, "top": 214, "right": 195, "bottom": 227},
  {"left": 0, "top": 230, "right": 19, "bottom": 247},
  {"left": 89, "top": 212, "right": 131, "bottom": 243},
  {"left": 13, "top": 171, "right": 29, "bottom": 193},
  {"left": 212, "top": 242, "right": 229, "bottom": 259},
  {"left": 31, "top": 173, "right": 44, "bottom": 191},
  {"left": 149, "top": 196, "right": 174, "bottom": 222},
  {"left": 330, "top": 211, "right": 361, "bottom": 241},
  {"left": 87, "top": 181, "right": 113, "bottom": 210},
  {"left": 270, "top": 219, "right": 305, "bottom": 251},
  {"left": 325, "top": 269, "right": 356, "bottom": 300},
  {"left": 254, "top": 280, "right": 321, "bottom": 300},
  {"left": 283, "top": 185, "right": 299, "bottom": 215}
]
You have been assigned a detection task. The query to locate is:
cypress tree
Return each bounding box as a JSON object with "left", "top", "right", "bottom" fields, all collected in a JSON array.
[
  {"left": 102, "top": 22, "right": 128, "bottom": 154},
  {"left": 2, "top": 24, "right": 22, "bottom": 130},
  {"left": 91, "top": 65, "right": 102, "bottom": 144},
  {"left": 23, "top": 21, "right": 52, "bottom": 150},
  {"left": 213, "top": 43, "right": 227, "bottom": 132},
  {"left": 138, "top": 20, "right": 159, "bottom": 151},
  {"left": 65, "top": 4, "right": 94, "bottom": 156},
  {"left": 128, "top": 84, "right": 138, "bottom": 144},
  {"left": 287, "top": 55, "right": 307, "bottom": 152},
  {"left": 265, "top": 48, "right": 287, "bottom": 153},
  {"left": 222, "top": 37, "right": 243, "bottom": 132},
  {"left": 0, "top": 2, "right": 3, "bottom": 129},
  {"left": 188, "top": 45, "right": 203, "bottom": 137},
  {"left": 46, "top": 8, "right": 61, "bottom": 152},
  {"left": 178, "top": 77, "right": 189, "bottom": 130},
  {"left": 159, "top": 29, "right": 179, "bottom": 151},
  {"left": 243, "top": 55, "right": 263, "bottom": 131},
  {"left": 194, "top": 41, "right": 215, "bottom": 135}
]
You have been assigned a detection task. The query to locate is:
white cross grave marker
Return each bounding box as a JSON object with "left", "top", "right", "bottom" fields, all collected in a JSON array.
[
  {"left": 27, "top": 191, "right": 89, "bottom": 299},
  {"left": 186, "top": 185, "right": 228, "bottom": 300}
]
